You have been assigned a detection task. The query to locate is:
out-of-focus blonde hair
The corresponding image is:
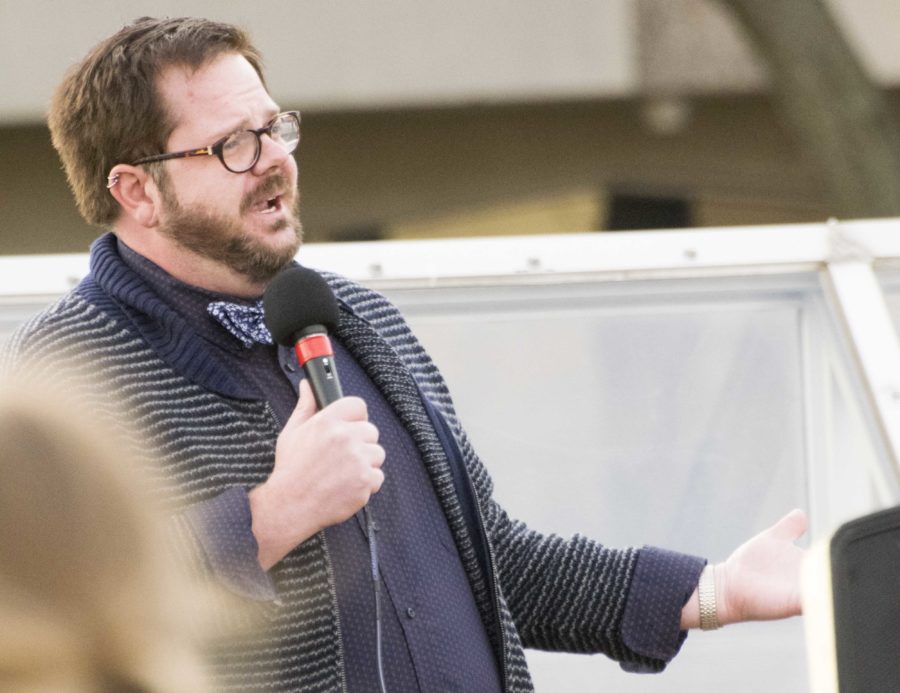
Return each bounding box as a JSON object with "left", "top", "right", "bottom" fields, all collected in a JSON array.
[{"left": 0, "top": 374, "right": 212, "bottom": 692}]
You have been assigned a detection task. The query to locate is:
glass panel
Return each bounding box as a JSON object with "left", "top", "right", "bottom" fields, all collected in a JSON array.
[
  {"left": 380, "top": 273, "right": 852, "bottom": 692},
  {"left": 390, "top": 278, "right": 810, "bottom": 554},
  {"left": 877, "top": 266, "right": 900, "bottom": 342},
  {"left": 0, "top": 260, "right": 893, "bottom": 691}
]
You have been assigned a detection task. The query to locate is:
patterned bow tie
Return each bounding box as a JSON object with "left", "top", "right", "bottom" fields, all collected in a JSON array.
[{"left": 207, "top": 300, "right": 274, "bottom": 348}]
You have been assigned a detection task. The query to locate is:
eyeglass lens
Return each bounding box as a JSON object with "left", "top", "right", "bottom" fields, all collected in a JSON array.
[{"left": 222, "top": 113, "right": 300, "bottom": 172}]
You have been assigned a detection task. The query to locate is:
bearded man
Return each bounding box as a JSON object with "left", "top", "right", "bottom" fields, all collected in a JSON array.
[{"left": 5, "top": 16, "right": 808, "bottom": 692}]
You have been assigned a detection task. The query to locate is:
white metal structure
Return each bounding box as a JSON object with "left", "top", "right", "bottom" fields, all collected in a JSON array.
[{"left": 2, "top": 219, "right": 899, "bottom": 692}]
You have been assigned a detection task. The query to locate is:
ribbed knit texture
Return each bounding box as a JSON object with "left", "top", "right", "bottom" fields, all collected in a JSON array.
[{"left": 2, "top": 233, "right": 674, "bottom": 691}]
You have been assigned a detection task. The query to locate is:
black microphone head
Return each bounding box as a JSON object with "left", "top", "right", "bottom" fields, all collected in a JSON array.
[{"left": 263, "top": 266, "right": 340, "bottom": 346}]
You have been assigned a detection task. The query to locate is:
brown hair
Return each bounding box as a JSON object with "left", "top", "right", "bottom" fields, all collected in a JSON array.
[{"left": 48, "top": 17, "right": 266, "bottom": 227}]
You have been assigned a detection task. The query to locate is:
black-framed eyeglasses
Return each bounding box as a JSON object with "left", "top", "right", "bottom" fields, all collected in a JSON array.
[{"left": 132, "top": 111, "right": 301, "bottom": 173}]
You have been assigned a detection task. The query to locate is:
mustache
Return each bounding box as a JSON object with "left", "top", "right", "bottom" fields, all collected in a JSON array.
[{"left": 240, "top": 174, "right": 293, "bottom": 214}]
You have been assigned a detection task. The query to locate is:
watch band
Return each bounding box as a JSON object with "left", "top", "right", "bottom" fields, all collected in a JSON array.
[{"left": 699, "top": 564, "right": 721, "bottom": 630}]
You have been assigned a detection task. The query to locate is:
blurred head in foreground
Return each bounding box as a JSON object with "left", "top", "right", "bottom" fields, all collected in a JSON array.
[{"left": 0, "top": 376, "right": 212, "bottom": 693}]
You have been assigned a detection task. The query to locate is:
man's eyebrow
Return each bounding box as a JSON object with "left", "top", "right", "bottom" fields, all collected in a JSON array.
[
  {"left": 203, "top": 120, "right": 244, "bottom": 143},
  {"left": 210, "top": 109, "right": 282, "bottom": 141}
]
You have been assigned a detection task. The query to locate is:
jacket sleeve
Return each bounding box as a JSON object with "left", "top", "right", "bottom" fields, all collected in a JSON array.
[
  {"left": 452, "top": 421, "right": 704, "bottom": 671},
  {"left": 3, "top": 307, "right": 278, "bottom": 608},
  {"left": 2, "top": 306, "right": 282, "bottom": 645},
  {"left": 176, "top": 486, "right": 277, "bottom": 602}
]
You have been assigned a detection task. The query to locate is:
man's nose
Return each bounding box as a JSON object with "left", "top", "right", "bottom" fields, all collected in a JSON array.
[{"left": 252, "top": 133, "right": 292, "bottom": 175}]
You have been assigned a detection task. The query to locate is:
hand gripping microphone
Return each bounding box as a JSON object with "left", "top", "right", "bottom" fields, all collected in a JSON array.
[
  {"left": 263, "top": 266, "right": 343, "bottom": 409},
  {"left": 262, "top": 266, "right": 389, "bottom": 693}
]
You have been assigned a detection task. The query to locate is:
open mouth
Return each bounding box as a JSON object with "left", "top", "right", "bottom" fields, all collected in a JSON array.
[{"left": 252, "top": 195, "right": 283, "bottom": 215}]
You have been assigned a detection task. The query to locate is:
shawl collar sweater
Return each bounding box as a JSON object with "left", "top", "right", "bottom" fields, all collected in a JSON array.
[{"left": 4, "top": 233, "right": 703, "bottom": 691}]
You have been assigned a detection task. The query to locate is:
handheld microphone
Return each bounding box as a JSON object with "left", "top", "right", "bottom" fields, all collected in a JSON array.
[
  {"left": 263, "top": 266, "right": 388, "bottom": 693},
  {"left": 263, "top": 266, "right": 343, "bottom": 409}
]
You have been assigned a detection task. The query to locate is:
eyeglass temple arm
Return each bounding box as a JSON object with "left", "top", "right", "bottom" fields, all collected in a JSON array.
[{"left": 133, "top": 146, "right": 214, "bottom": 165}]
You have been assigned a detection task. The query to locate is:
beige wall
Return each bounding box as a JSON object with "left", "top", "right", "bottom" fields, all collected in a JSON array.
[
  {"left": 2, "top": 91, "right": 860, "bottom": 255},
  {"left": 2, "top": 1, "right": 897, "bottom": 255},
  {"left": 3, "top": 0, "right": 899, "bottom": 124},
  {"left": 0, "top": 0, "right": 635, "bottom": 124},
  {"left": 0, "top": 125, "right": 91, "bottom": 254},
  {"left": 252, "top": 94, "right": 836, "bottom": 241}
]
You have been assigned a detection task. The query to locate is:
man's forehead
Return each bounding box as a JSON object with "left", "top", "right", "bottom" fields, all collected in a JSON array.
[{"left": 156, "top": 54, "right": 274, "bottom": 137}]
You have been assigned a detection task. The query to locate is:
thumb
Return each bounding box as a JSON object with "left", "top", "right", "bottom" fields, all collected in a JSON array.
[
  {"left": 288, "top": 379, "right": 318, "bottom": 426},
  {"left": 768, "top": 508, "right": 808, "bottom": 542}
]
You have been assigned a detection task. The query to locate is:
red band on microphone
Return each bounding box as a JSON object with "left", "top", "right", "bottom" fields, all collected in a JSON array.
[{"left": 295, "top": 334, "right": 334, "bottom": 366}]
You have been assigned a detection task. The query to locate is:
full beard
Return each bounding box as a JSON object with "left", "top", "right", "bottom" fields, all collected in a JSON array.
[{"left": 157, "top": 173, "right": 303, "bottom": 286}]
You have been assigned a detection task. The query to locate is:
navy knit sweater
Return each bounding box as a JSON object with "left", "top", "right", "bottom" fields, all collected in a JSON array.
[{"left": 4, "top": 233, "right": 704, "bottom": 691}]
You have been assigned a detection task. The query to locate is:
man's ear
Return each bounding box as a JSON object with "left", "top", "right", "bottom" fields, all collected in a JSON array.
[{"left": 106, "top": 164, "right": 162, "bottom": 228}]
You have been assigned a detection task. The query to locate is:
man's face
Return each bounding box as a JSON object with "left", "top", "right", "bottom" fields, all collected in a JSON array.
[{"left": 153, "top": 53, "right": 302, "bottom": 285}]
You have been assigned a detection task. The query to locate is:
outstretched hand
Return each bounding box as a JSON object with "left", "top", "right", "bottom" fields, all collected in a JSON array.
[{"left": 716, "top": 508, "right": 809, "bottom": 626}]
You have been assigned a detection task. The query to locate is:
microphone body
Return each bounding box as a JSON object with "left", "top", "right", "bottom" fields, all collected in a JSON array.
[
  {"left": 263, "top": 266, "right": 345, "bottom": 409},
  {"left": 294, "top": 329, "right": 343, "bottom": 409},
  {"left": 263, "top": 266, "right": 388, "bottom": 693}
]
